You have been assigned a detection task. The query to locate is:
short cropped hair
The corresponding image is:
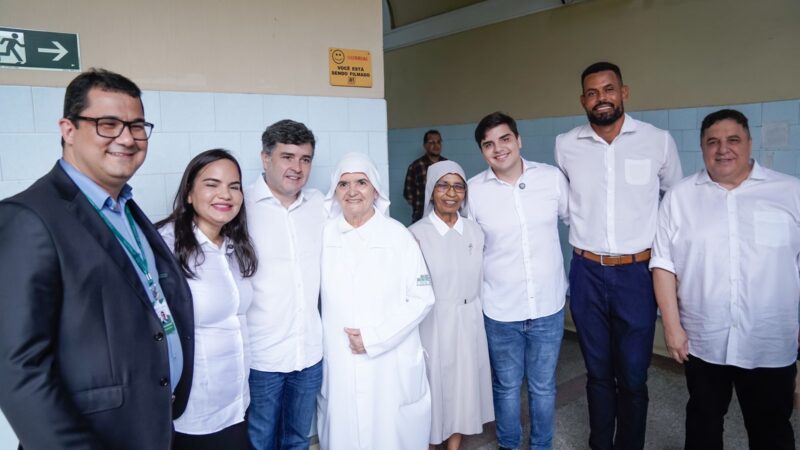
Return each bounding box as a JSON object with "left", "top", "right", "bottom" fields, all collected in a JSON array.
[
  {"left": 474, "top": 112, "right": 519, "bottom": 147},
  {"left": 700, "top": 109, "right": 751, "bottom": 140},
  {"left": 423, "top": 129, "right": 441, "bottom": 144},
  {"left": 581, "top": 61, "right": 623, "bottom": 88},
  {"left": 261, "top": 119, "right": 316, "bottom": 156},
  {"left": 62, "top": 68, "right": 143, "bottom": 146}
]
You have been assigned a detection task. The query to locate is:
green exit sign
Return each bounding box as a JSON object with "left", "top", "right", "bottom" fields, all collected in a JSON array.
[{"left": 0, "top": 26, "right": 80, "bottom": 71}]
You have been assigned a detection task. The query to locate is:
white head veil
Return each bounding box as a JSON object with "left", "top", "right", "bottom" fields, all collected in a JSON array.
[
  {"left": 423, "top": 160, "right": 469, "bottom": 217},
  {"left": 324, "top": 152, "right": 391, "bottom": 217}
]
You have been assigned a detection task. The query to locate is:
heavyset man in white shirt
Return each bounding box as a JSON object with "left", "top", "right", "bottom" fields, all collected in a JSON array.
[
  {"left": 468, "top": 112, "right": 569, "bottom": 450},
  {"left": 245, "top": 120, "right": 326, "bottom": 450},
  {"left": 652, "top": 109, "right": 799, "bottom": 450},
  {"left": 555, "top": 62, "right": 682, "bottom": 450}
]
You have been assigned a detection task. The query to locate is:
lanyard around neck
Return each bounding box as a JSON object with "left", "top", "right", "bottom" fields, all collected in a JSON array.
[{"left": 85, "top": 196, "right": 152, "bottom": 284}]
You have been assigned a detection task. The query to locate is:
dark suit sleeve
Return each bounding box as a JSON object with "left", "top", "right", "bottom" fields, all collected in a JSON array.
[{"left": 0, "top": 203, "right": 104, "bottom": 449}]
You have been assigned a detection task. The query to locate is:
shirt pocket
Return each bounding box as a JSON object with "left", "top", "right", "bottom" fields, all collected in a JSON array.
[
  {"left": 754, "top": 210, "right": 791, "bottom": 248},
  {"left": 624, "top": 158, "right": 652, "bottom": 186}
]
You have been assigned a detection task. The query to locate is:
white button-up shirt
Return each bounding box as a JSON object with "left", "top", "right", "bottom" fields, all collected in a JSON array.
[
  {"left": 650, "top": 162, "right": 800, "bottom": 369},
  {"left": 245, "top": 178, "right": 326, "bottom": 373},
  {"left": 160, "top": 224, "right": 253, "bottom": 434},
  {"left": 555, "top": 114, "right": 682, "bottom": 254},
  {"left": 468, "top": 159, "right": 569, "bottom": 322}
]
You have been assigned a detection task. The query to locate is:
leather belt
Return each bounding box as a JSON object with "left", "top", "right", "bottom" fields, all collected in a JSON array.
[{"left": 574, "top": 248, "right": 651, "bottom": 266}]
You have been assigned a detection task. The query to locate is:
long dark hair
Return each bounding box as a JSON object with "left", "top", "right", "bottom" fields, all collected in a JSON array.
[{"left": 157, "top": 149, "right": 257, "bottom": 279}]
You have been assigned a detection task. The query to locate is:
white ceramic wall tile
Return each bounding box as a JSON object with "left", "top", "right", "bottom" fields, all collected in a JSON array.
[
  {"left": 641, "top": 110, "right": 669, "bottom": 130},
  {"left": 518, "top": 118, "right": 553, "bottom": 136},
  {"left": 312, "top": 132, "right": 333, "bottom": 166},
  {"left": 0, "top": 180, "right": 33, "bottom": 200},
  {"left": 347, "top": 98, "right": 386, "bottom": 132},
  {"left": 763, "top": 100, "right": 799, "bottom": 124},
  {"left": 0, "top": 134, "right": 61, "bottom": 181},
  {"left": 128, "top": 173, "right": 168, "bottom": 218},
  {"left": 32, "top": 87, "right": 65, "bottom": 133},
  {"left": 773, "top": 151, "right": 797, "bottom": 176},
  {"left": 214, "top": 93, "right": 264, "bottom": 132},
  {"left": 141, "top": 91, "right": 162, "bottom": 130},
  {"left": 790, "top": 125, "right": 800, "bottom": 149},
  {"left": 308, "top": 96, "right": 349, "bottom": 132},
  {"left": 189, "top": 132, "right": 241, "bottom": 156},
  {"left": 138, "top": 133, "right": 192, "bottom": 175},
  {"left": 750, "top": 126, "right": 763, "bottom": 150},
  {"left": 307, "top": 164, "right": 333, "bottom": 194},
  {"left": 668, "top": 108, "right": 697, "bottom": 130},
  {"left": 368, "top": 131, "right": 388, "bottom": 167},
  {"left": 439, "top": 123, "right": 474, "bottom": 141},
  {"left": 159, "top": 91, "right": 215, "bottom": 132},
  {"left": 552, "top": 116, "right": 578, "bottom": 135},
  {"left": 389, "top": 128, "right": 424, "bottom": 144},
  {"left": 680, "top": 129, "right": 701, "bottom": 153},
  {"left": 237, "top": 132, "right": 265, "bottom": 171},
  {"left": 329, "top": 131, "right": 369, "bottom": 158},
  {"left": 0, "top": 86, "right": 34, "bottom": 133},
  {"left": 729, "top": 103, "right": 762, "bottom": 126},
  {"left": 263, "top": 94, "right": 309, "bottom": 126},
  {"left": 162, "top": 172, "right": 184, "bottom": 214},
  {"left": 241, "top": 169, "right": 263, "bottom": 188}
]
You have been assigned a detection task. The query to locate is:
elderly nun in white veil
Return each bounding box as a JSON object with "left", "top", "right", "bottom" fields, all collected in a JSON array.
[
  {"left": 409, "top": 161, "right": 494, "bottom": 450},
  {"left": 316, "top": 152, "right": 434, "bottom": 450}
]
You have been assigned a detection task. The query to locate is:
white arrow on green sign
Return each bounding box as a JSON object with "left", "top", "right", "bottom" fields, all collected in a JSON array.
[{"left": 0, "top": 26, "right": 80, "bottom": 71}]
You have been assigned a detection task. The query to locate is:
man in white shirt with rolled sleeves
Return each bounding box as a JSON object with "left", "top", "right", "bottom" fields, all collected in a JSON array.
[
  {"left": 468, "top": 111, "right": 569, "bottom": 450},
  {"left": 245, "top": 119, "right": 326, "bottom": 450},
  {"left": 652, "top": 109, "right": 799, "bottom": 450},
  {"left": 555, "top": 62, "right": 682, "bottom": 450}
]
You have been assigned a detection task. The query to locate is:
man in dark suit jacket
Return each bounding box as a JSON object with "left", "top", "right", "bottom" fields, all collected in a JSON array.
[{"left": 0, "top": 69, "right": 194, "bottom": 449}]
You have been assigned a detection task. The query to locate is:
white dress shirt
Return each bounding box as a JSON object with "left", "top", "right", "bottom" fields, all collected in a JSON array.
[
  {"left": 555, "top": 114, "right": 682, "bottom": 254},
  {"left": 650, "top": 162, "right": 800, "bottom": 369},
  {"left": 245, "top": 178, "right": 326, "bottom": 373},
  {"left": 468, "top": 159, "right": 569, "bottom": 322},
  {"left": 160, "top": 223, "right": 253, "bottom": 434}
]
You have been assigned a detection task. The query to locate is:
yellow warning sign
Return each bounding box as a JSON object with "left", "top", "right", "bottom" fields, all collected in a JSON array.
[{"left": 329, "top": 48, "right": 372, "bottom": 88}]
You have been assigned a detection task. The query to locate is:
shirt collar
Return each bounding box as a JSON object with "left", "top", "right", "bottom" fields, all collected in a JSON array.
[
  {"left": 577, "top": 113, "right": 637, "bottom": 143},
  {"left": 252, "top": 175, "right": 306, "bottom": 210},
  {"left": 428, "top": 209, "right": 463, "bottom": 236},
  {"left": 59, "top": 158, "right": 132, "bottom": 212},
  {"left": 481, "top": 158, "right": 537, "bottom": 184},
  {"left": 695, "top": 159, "right": 766, "bottom": 186},
  {"left": 192, "top": 225, "right": 232, "bottom": 253}
]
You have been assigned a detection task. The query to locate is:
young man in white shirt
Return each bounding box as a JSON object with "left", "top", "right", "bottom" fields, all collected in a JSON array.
[
  {"left": 468, "top": 111, "right": 569, "bottom": 450},
  {"left": 555, "top": 62, "right": 682, "bottom": 450},
  {"left": 652, "top": 109, "right": 799, "bottom": 450},
  {"left": 245, "top": 120, "right": 326, "bottom": 450}
]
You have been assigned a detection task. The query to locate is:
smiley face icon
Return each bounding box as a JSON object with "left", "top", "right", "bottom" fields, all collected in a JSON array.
[{"left": 331, "top": 49, "right": 345, "bottom": 64}]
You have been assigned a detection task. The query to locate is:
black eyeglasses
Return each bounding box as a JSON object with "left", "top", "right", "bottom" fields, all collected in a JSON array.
[{"left": 72, "top": 116, "right": 154, "bottom": 141}]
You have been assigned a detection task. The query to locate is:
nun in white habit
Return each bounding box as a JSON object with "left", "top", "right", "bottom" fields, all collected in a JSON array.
[
  {"left": 317, "top": 152, "right": 434, "bottom": 450},
  {"left": 408, "top": 161, "right": 493, "bottom": 450}
]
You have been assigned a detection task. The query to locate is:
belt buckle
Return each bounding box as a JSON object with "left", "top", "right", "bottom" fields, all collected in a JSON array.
[{"left": 599, "top": 254, "right": 610, "bottom": 266}]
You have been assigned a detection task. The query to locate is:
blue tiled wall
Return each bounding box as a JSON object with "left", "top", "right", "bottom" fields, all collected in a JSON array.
[{"left": 388, "top": 99, "right": 800, "bottom": 271}]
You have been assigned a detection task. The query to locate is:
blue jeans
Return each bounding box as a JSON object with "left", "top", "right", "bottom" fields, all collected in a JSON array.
[
  {"left": 247, "top": 360, "right": 323, "bottom": 450},
  {"left": 484, "top": 308, "right": 564, "bottom": 450},
  {"left": 569, "top": 254, "right": 656, "bottom": 450}
]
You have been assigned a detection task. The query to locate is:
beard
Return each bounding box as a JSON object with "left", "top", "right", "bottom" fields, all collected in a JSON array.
[{"left": 586, "top": 102, "right": 624, "bottom": 126}]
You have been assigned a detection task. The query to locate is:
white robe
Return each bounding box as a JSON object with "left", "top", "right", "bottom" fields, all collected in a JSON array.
[{"left": 317, "top": 210, "right": 434, "bottom": 450}]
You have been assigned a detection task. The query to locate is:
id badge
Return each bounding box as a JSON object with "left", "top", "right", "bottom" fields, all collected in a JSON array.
[{"left": 153, "top": 297, "right": 177, "bottom": 334}]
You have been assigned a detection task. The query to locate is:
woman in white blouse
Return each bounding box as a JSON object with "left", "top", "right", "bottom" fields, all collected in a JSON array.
[{"left": 158, "top": 149, "right": 257, "bottom": 450}]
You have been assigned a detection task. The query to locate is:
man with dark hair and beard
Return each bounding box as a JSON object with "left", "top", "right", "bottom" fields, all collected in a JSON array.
[{"left": 555, "top": 61, "right": 682, "bottom": 450}]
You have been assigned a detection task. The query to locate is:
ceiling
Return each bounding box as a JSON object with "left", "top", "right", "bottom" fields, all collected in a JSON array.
[{"left": 386, "top": 0, "right": 486, "bottom": 28}]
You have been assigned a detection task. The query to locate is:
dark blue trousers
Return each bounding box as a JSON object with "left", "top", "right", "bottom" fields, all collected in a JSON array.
[{"left": 569, "top": 253, "right": 657, "bottom": 450}]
